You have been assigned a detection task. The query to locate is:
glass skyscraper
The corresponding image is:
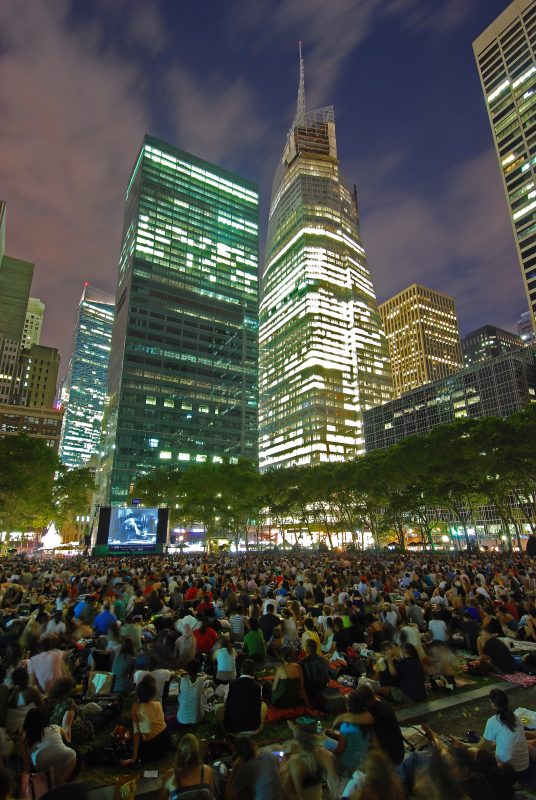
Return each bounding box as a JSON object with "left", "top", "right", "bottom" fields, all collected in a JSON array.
[
  {"left": 97, "top": 135, "right": 259, "bottom": 505},
  {"left": 474, "top": 0, "right": 536, "bottom": 335},
  {"left": 259, "top": 56, "right": 392, "bottom": 470},
  {"left": 59, "top": 284, "right": 114, "bottom": 468}
]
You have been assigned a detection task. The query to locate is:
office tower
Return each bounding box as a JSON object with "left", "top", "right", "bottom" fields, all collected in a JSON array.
[
  {"left": 462, "top": 324, "right": 523, "bottom": 366},
  {"left": 474, "top": 0, "right": 536, "bottom": 338},
  {"left": 14, "top": 344, "right": 60, "bottom": 408},
  {"left": 379, "top": 284, "right": 463, "bottom": 398},
  {"left": 519, "top": 309, "right": 536, "bottom": 343},
  {"left": 364, "top": 347, "right": 536, "bottom": 452},
  {"left": 97, "top": 135, "right": 259, "bottom": 505},
  {"left": 0, "top": 201, "right": 35, "bottom": 404},
  {"left": 258, "top": 53, "right": 392, "bottom": 470},
  {"left": 22, "top": 298, "right": 45, "bottom": 350},
  {"left": 59, "top": 284, "right": 114, "bottom": 468}
]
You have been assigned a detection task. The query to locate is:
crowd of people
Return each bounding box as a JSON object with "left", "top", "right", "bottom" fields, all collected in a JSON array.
[{"left": 0, "top": 544, "right": 536, "bottom": 799}]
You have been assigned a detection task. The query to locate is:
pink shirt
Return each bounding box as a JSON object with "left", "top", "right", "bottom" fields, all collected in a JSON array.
[{"left": 28, "top": 650, "right": 65, "bottom": 692}]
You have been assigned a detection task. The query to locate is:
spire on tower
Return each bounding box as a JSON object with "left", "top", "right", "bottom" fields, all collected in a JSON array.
[{"left": 296, "top": 41, "right": 305, "bottom": 126}]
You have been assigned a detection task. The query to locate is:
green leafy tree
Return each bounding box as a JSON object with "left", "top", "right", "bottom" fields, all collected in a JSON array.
[
  {"left": 53, "top": 466, "right": 94, "bottom": 526},
  {"left": 0, "top": 435, "right": 59, "bottom": 543}
]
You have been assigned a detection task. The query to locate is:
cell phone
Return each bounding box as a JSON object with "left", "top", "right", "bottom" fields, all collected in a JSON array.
[{"left": 272, "top": 750, "right": 285, "bottom": 761}]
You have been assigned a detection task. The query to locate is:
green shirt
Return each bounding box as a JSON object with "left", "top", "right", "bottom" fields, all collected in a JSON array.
[{"left": 244, "top": 629, "right": 266, "bottom": 657}]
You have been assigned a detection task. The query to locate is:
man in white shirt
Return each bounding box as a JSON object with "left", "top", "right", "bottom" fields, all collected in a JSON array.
[
  {"left": 134, "top": 656, "right": 172, "bottom": 703},
  {"left": 28, "top": 640, "right": 67, "bottom": 692}
]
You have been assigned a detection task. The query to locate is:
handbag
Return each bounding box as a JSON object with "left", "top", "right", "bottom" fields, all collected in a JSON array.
[{"left": 20, "top": 769, "right": 53, "bottom": 800}]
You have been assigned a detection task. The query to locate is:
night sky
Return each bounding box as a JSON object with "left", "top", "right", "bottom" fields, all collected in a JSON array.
[{"left": 0, "top": 0, "right": 527, "bottom": 376}]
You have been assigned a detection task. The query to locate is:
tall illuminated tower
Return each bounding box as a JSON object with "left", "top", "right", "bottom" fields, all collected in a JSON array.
[
  {"left": 259, "top": 51, "right": 392, "bottom": 470},
  {"left": 473, "top": 0, "right": 536, "bottom": 336},
  {"left": 379, "top": 284, "right": 463, "bottom": 398},
  {"left": 59, "top": 284, "right": 114, "bottom": 468},
  {"left": 97, "top": 135, "right": 259, "bottom": 505}
]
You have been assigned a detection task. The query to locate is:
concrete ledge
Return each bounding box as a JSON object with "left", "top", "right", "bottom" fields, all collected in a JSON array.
[{"left": 396, "top": 680, "right": 516, "bottom": 723}]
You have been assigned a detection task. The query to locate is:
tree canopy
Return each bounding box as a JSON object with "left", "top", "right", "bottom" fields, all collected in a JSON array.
[{"left": 130, "top": 404, "right": 536, "bottom": 550}]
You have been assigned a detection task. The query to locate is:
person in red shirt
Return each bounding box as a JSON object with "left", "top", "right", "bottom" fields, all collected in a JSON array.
[
  {"left": 197, "top": 595, "right": 215, "bottom": 617},
  {"left": 193, "top": 620, "right": 218, "bottom": 655}
]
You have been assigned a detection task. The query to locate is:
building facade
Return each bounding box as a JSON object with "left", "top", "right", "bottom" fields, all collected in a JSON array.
[
  {"left": 97, "top": 135, "right": 259, "bottom": 505},
  {"left": 0, "top": 405, "right": 63, "bottom": 452},
  {"left": 519, "top": 309, "right": 536, "bottom": 343},
  {"left": 363, "top": 347, "right": 536, "bottom": 451},
  {"left": 379, "top": 284, "right": 463, "bottom": 399},
  {"left": 14, "top": 344, "right": 60, "bottom": 409},
  {"left": 474, "top": 0, "right": 536, "bottom": 337},
  {"left": 258, "top": 55, "right": 392, "bottom": 470},
  {"left": 462, "top": 324, "right": 523, "bottom": 366},
  {"left": 0, "top": 201, "right": 36, "bottom": 405},
  {"left": 22, "top": 298, "right": 45, "bottom": 350},
  {"left": 59, "top": 284, "right": 114, "bottom": 469}
]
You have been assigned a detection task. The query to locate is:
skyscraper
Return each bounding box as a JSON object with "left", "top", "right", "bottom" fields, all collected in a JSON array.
[
  {"left": 59, "top": 284, "right": 114, "bottom": 469},
  {"left": 0, "top": 201, "right": 35, "bottom": 404},
  {"left": 97, "top": 135, "right": 259, "bottom": 505},
  {"left": 473, "top": 0, "right": 536, "bottom": 336},
  {"left": 379, "top": 284, "right": 463, "bottom": 398},
  {"left": 258, "top": 53, "right": 392, "bottom": 470},
  {"left": 22, "top": 298, "right": 45, "bottom": 350},
  {"left": 462, "top": 324, "right": 522, "bottom": 366}
]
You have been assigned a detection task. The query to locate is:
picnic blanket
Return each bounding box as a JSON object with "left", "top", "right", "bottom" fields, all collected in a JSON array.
[
  {"left": 499, "top": 672, "right": 536, "bottom": 687},
  {"left": 265, "top": 705, "right": 323, "bottom": 724}
]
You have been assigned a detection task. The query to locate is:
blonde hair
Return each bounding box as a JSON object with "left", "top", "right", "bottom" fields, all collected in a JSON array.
[{"left": 174, "top": 734, "right": 201, "bottom": 779}]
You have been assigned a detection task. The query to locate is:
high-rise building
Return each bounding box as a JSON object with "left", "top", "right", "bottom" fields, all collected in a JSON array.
[
  {"left": 96, "top": 135, "right": 259, "bottom": 505},
  {"left": 59, "top": 284, "right": 114, "bottom": 469},
  {"left": 14, "top": 344, "right": 60, "bottom": 408},
  {"left": 519, "top": 309, "right": 536, "bottom": 343},
  {"left": 379, "top": 284, "right": 463, "bottom": 399},
  {"left": 474, "top": 0, "right": 536, "bottom": 338},
  {"left": 0, "top": 405, "right": 63, "bottom": 452},
  {"left": 0, "top": 201, "right": 35, "bottom": 404},
  {"left": 364, "top": 346, "right": 536, "bottom": 452},
  {"left": 22, "top": 298, "right": 45, "bottom": 350},
  {"left": 258, "top": 53, "right": 392, "bottom": 470},
  {"left": 462, "top": 324, "right": 523, "bottom": 366}
]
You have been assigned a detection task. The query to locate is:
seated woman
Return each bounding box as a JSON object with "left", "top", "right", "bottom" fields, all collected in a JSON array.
[
  {"left": 43, "top": 678, "right": 113, "bottom": 745},
  {"left": 111, "top": 637, "right": 135, "bottom": 694},
  {"left": 225, "top": 736, "right": 282, "bottom": 800},
  {"left": 325, "top": 690, "right": 373, "bottom": 777},
  {"left": 121, "top": 675, "right": 171, "bottom": 766},
  {"left": 282, "top": 608, "right": 300, "bottom": 646},
  {"left": 272, "top": 646, "right": 306, "bottom": 709},
  {"left": 175, "top": 624, "right": 197, "bottom": 668},
  {"left": 213, "top": 636, "right": 237, "bottom": 683},
  {"left": 5, "top": 668, "right": 42, "bottom": 734},
  {"left": 22, "top": 708, "right": 77, "bottom": 785},
  {"left": 159, "top": 733, "right": 215, "bottom": 799},
  {"left": 284, "top": 719, "right": 337, "bottom": 800},
  {"left": 452, "top": 688, "right": 529, "bottom": 776},
  {"left": 177, "top": 661, "right": 205, "bottom": 726}
]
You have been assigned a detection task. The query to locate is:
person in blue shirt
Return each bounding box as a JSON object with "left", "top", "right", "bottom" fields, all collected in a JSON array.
[
  {"left": 93, "top": 604, "right": 117, "bottom": 635},
  {"left": 74, "top": 598, "right": 88, "bottom": 619}
]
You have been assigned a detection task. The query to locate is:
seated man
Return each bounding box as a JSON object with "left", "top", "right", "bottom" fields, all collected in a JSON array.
[
  {"left": 215, "top": 659, "right": 267, "bottom": 735},
  {"left": 301, "top": 638, "right": 329, "bottom": 708},
  {"left": 477, "top": 626, "right": 517, "bottom": 674}
]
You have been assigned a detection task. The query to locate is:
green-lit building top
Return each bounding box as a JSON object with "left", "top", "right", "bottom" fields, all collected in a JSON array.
[{"left": 97, "top": 135, "right": 259, "bottom": 505}]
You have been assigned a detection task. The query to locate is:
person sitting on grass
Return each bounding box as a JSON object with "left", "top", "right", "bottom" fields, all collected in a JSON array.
[
  {"left": 377, "top": 643, "right": 427, "bottom": 703},
  {"left": 121, "top": 674, "right": 171, "bottom": 766},
  {"left": 159, "top": 733, "right": 216, "bottom": 800},
  {"left": 243, "top": 618, "right": 266, "bottom": 663},
  {"left": 272, "top": 645, "right": 307, "bottom": 709},
  {"left": 215, "top": 659, "right": 267, "bottom": 736}
]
